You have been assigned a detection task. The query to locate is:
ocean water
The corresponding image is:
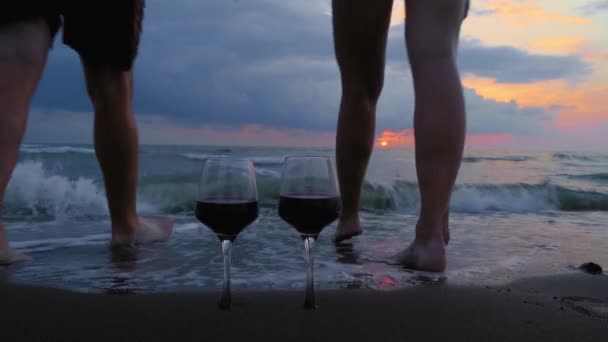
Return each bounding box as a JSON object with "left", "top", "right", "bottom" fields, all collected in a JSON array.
[{"left": 2, "top": 144, "right": 607, "bottom": 293}]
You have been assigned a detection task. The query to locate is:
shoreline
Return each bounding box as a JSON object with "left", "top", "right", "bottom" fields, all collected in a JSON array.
[{"left": 1, "top": 273, "right": 606, "bottom": 341}]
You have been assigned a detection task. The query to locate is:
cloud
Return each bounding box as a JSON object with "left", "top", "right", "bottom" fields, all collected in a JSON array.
[
  {"left": 455, "top": 39, "right": 592, "bottom": 83},
  {"left": 371, "top": 63, "right": 555, "bottom": 137},
  {"left": 469, "top": 8, "right": 498, "bottom": 17},
  {"left": 473, "top": 1, "right": 591, "bottom": 26},
  {"left": 24, "top": 109, "right": 92, "bottom": 144},
  {"left": 376, "top": 129, "right": 414, "bottom": 147},
  {"left": 24, "top": 109, "right": 336, "bottom": 146},
  {"left": 375, "top": 129, "right": 514, "bottom": 149},
  {"left": 462, "top": 87, "right": 554, "bottom": 135},
  {"left": 578, "top": 0, "right": 608, "bottom": 15},
  {"left": 462, "top": 76, "right": 608, "bottom": 127},
  {"left": 526, "top": 37, "right": 608, "bottom": 63},
  {"left": 29, "top": 0, "right": 581, "bottom": 143},
  {"left": 527, "top": 37, "right": 587, "bottom": 54},
  {"left": 390, "top": 2, "right": 406, "bottom": 26}
]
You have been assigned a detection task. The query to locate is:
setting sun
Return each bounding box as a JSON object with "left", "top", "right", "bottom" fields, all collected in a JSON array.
[{"left": 380, "top": 141, "right": 388, "bottom": 147}]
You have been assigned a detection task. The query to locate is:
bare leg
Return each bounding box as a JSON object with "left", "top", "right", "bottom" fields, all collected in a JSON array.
[
  {"left": 332, "top": 0, "right": 394, "bottom": 244},
  {"left": 0, "top": 20, "right": 51, "bottom": 264},
  {"left": 395, "top": 0, "right": 468, "bottom": 272},
  {"left": 82, "top": 64, "right": 172, "bottom": 247}
]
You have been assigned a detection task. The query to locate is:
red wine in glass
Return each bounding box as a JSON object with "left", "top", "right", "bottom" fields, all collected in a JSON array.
[
  {"left": 278, "top": 194, "right": 340, "bottom": 238},
  {"left": 195, "top": 199, "right": 259, "bottom": 241}
]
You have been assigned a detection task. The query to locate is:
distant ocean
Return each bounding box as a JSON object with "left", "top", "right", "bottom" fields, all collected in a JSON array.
[{"left": 2, "top": 144, "right": 607, "bottom": 293}]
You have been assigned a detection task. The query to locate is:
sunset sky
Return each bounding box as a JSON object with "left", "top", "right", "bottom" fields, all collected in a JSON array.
[{"left": 26, "top": 0, "right": 608, "bottom": 151}]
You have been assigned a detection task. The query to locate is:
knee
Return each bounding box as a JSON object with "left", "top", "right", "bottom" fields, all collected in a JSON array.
[
  {"left": 406, "top": 28, "right": 457, "bottom": 66},
  {"left": 341, "top": 77, "right": 384, "bottom": 113},
  {"left": 84, "top": 67, "right": 133, "bottom": 108},
  {"left": 407, "top": 41, "right": 455, "bottom": 67},
  {"left": 405, "top": 1, "right": 466, "bottom": 65},
  {"left": 338, "top": 56, "right": 385, "bottom": 107},
  {"left": 0, "top": 51, "right": 46, "bottom": 85}
]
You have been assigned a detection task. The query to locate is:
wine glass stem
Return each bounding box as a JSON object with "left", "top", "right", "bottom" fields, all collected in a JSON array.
[
  {"left": 219, "top": 239, "right": 232, "bottom": 309},
  {"left": 303, "top": 236, "right": 316, "bottom": 308}
]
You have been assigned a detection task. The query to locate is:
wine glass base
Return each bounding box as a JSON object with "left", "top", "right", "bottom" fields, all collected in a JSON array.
[
  {"left": 218, "top": 300, "right": 231, "bottom": 310},
  {"left": 218, "top": 290, "right": 232, "bottom": 310},
  {"left": 303, "top": 302, "right": 319, "bottom": 310}
]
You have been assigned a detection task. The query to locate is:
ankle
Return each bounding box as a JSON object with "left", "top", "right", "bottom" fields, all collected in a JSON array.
[
  {"left": 111, "top": 215, "right": 139, "bottom": 237},
  {"left": 339, "top": 210, "right": 359, "bottom": 222},
  {"left": 0, "top": 223, "right": 9, "bottom": 249},
  {"left": 415, "top": 218, "right": 444, "bottom": 242},
  {"left": 110, "top": 234, "right": 136, "bottom": 247}
]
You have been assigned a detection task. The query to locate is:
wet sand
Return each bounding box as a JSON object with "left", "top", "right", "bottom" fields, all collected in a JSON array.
[{"left": 0, "top": 273, "right": 606, "bottom": 341}]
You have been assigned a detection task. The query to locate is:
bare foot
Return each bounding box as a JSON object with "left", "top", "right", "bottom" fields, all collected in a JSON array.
[
  {"left": 111, "top": 216, "right": 174, "bottom": 247},
  {"left": 0, "top": 224, "right": 32, "bottom": 265},
  {"left": 332, "top": 214, "right": 362, "bottom": 245},
  {"left": 0, "top": 247, "right": 32, "bottom": 265},
  {"left": 135, "top": 216, "right": 173, "bottom": 244},
  {"left": 394, "top": 237, "right": 446, "bottom": 272}
]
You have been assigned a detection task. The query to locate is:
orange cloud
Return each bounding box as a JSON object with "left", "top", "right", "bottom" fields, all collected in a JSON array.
[
  {"left": 527, "top": 37, "right": 608, "bottom": 62},
  {"left": 463, "top": 76, "right": 562, "bottom": 106},
  {"left": 376, "top": 129, "right": 415, "bottom": 147},
  {"left": 528, "top": 37, "right": 586, "bottom": 54},
  {"left": 466, "top": 133, "right": 512, "bottom": 148},
  {"left": 583, "top": 53, "right": 608, "bottom": 62},
  {"left": 390, "top": 2, "right": 406, "bottom": 26},
  {"left": 462, "top": 75, "right": 608, "bottom": 128},
  {"left": 376, "top": 129, "right": 513, "bottom": 149},
  {"left": 483, "top": 1, "right": 590, "bottom": 26},
  {"left": 137, "top": 120, "right": 336, "bottom": 147}
]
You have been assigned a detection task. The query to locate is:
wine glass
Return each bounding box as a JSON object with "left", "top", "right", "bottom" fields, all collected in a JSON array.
[
  {"left": 278, "top": 156, "right": 341, "bottom": 308},
  {"left": 195, "top": 158, "right": 259, "bottom": 309}
]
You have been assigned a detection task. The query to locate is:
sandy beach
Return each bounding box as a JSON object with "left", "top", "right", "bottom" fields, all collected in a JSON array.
[{"left": 1, "top": 272, "right": 606, "bottom": 342}]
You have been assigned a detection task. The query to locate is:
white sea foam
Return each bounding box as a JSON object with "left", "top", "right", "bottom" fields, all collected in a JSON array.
[
  {"left": 180, "top": 153, "right": 214, "bottom": 161},
  {"left": 5, "top": 161, "right": 108, "bottom": 218},
  {"left": 20, "top": 146, "right": 95, "bottom": 154},
  {"left": 4, "top": 161, "right": 156, "bottom": 219}
]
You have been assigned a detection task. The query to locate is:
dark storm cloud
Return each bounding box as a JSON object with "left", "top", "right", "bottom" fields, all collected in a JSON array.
[{"left": 30, "top": 0, "right": 587, "bottom": 135}]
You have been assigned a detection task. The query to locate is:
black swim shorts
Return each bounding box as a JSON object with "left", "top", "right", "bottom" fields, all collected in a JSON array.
[{"left": 0, "top": 0, "right": 145, "bottom": 71}]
